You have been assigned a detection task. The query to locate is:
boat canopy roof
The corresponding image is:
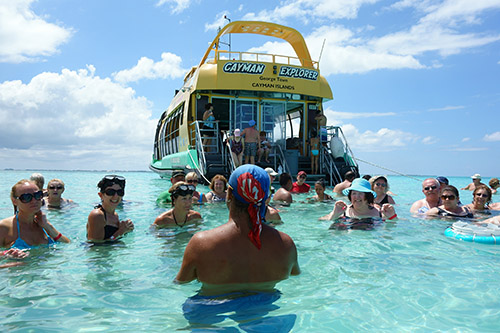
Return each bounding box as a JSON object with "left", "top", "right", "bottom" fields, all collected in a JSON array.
[{"left": 199, "top": 21, "right": 315, "bottom": 69}]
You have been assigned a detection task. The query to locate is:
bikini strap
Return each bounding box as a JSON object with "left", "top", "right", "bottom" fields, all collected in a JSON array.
[
  {"left": 16, "top": 212, "right": 21, "bottom": 234},
  {"left": 94, "top": 204, "right": 107, "bottom": 222}
]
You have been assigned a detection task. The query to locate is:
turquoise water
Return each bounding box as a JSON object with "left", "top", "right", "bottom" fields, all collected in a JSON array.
[{"left": 1, "top": 170, "right": 500, "bottom": 332}]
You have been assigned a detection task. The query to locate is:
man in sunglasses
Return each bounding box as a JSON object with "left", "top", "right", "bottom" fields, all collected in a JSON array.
[
  {"left": 410, "top": 178, "right": 442, "bottom": 214},
  {"left": 156, "top": 170, "right": 186, "bottom": 205}
]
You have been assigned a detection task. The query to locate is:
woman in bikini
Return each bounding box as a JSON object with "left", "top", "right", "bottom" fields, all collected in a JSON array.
[
  {"left": 229, "top": 128, "right": 244, "bottom": 167},
  {"left": 0, "top": 179, "right": 69, "bottom": 250},
  {"left": 309, "top": 179, "right": 333, "bottom": 202},
  {"left": 369, "top": 175, "right": 395, "bottom": 207},
  {"left": 426, "top": 185, "right": 474, "bottom": 219},
  {"left": 310, "top": 135, "right": 320, "bottom": 175},
  {"left": 153, "top": 182, "right": 202, "bottom": 227},
  {"left": 464, "top": 185, "right": 492, "bottom": 216},
  {"left": 205, "top": 174, "right": 228, "bottom": 203},
  {"left": 87, "top": 175, "right": 134, "bottom": 242}
]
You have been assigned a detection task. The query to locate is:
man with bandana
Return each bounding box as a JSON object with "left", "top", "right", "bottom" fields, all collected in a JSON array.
[{"left": 175, "top": 164, "right": 300, "bottom": 294}]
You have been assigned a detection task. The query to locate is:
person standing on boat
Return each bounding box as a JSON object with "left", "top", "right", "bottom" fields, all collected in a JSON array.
[
  {"left": 309, "top": 135, "right": 320, "bottom": 175},
  {"left": 242, "top": 120, "right": 260, "bottom": 165},
  {"left": 256, "top": 131, "right": 272, "bottom": 164},
  {"left": 202, "top": 103, "right": 216, "bottom": 152},
  {"left": 410, "top": 178, "right": 442, "bottom": 214},
  {"left": 229, "top": 128, "right": 245, "bottom": 167},
  {"left": 175, "top": 164, "right": 300, "bottom": 294},
  {"left": 153, "top": 182, "right": 202, "bottom": 228},
  {"left": 315, "top": 109, "right": 327, "bottom": 143}
]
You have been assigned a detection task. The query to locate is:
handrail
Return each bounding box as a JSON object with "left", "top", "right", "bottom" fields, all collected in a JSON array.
[
  {"left": 209, "top": 50, "right": 319, "bottom": 69},
  {"left": 275, "top": 144, "right": 290, "bottom": 175},
  {"left": 192, "top": 121, "right": 207, "bottom": 176},
  {"left": 225, "top": 137, "right": 236, "bottom": 174}
]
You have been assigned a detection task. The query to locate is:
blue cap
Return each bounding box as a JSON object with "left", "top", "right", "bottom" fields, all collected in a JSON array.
[
  {"left": 249, "top": 119, "right": 256, "bottom": 127},
  {"left": 342, "top": 178, "right": 377, "bottom": 197},
  {"left": 436, "top": 176, "right": 449, "bottom": 185}
]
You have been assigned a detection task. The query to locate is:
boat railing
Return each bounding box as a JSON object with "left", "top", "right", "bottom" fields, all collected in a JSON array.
[
  {"left": 274, "top": 143, "right": 291, "bottom": 175},
  {"left": 321, "top": 125, "right": 359, "bottom": 181},
  {"left": 224, "top": 135, "right": 237, "bottom": 174},
  {"left": 321, "top": 145, "right": 342, "bottom": 186},
  {"left": 206, "top": 50, "right": 319, "bottom": 69},
  {"left": 192, "top": 121, "right": 207, "bottom": 176}
]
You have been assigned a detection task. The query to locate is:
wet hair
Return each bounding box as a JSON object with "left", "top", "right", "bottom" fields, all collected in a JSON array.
[
  {"left": 169, "top": 181, "right": 195, "bottom": 207},
  {"left": 11, "top": 179, "right": 38, "bottom": 213},
  {"left": 472, "top": 185, "right": 492, "bottom": 205},
  {"left": 315, "top": 179, "right": 327, "bottom": 189},
  {"left": 30, "top": 173, "right": 44, "bottom": 190},
  {"left": 489, "top": 178, "right": 499, "bottom": 189},
  {"left": 347, "top": 190, "right": 375, "bottom": 205},
  {"left": 209, "top": 174, "right": 228, "bottom": 191},
  {"left": 344, "top": 171, "right": 355, "bottom": 181},
  {"left": 441, "top": 185, "right": 459, "bottom": 198},
  {"left": 97, "top": 175, "right": 126, "bottom": 193},
  {"left": 48, "top": 178, "right": 65, "bottom": 188},
  {"left": 279, "top": 173, "right": 292, "bottom": 187}
]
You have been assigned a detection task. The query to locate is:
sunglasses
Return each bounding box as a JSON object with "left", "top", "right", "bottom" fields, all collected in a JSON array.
[
  {"left": 103, "top": 188, "right": 125, "bottom": 196},
  {"left": 48, "top": 185, "right": 64, "bottom": 190},
  {"left": 424, "top": 185, "right": 438, "bottom": 191},
  {"left": 104, "top": 175, "right": 125, "bottom": 181},
  {"left": 299, "top": 176, "right": 307, "bottom": 179},
  {"left": 441, "top": 195, "right": 456, "bottom": 200},
  {"left": 475, "top": 193, "right": 489, "bottom": 198},
  {"left": 375, "top": 183, "right": 387, "bottom": 187},
  {"left": 186, "top": 179, "right": 198, "bottom": 184},
  {"left": 15, "top": 190, "right": 44, "bottom": 203},
  {"left": 173, "top": 184, "right": 196, "bottom": 197}
]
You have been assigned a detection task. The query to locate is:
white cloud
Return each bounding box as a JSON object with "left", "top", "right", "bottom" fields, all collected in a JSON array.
[
  {"left": 428, "top": 105, "right": 465, "bottom": 112},
  {"left": 0, "top": 66, "right": 157, "bottom": 170},
  {"left": 462, "top": 137, "right": 470, "bottom": 142},
  {"left": 112, "top": 52, "right": 186, "bottom": 83},
  {"left": 326, "top": 110, "right": 396, "bottom": 120},
  {"left": 340, "top": 124, "right": 420, "bottom": 152},
  {"left": 0, "top": 0, "right": 73, "bottom": 63},
  {"left": 422, "top": 136, "right": 438, "bottom": 144},
  {"left": 205, "top": 12, "right": 231, "bottom": 32},
  {"left": 448, "top": 147, "right": 488, "bottom": 152},
  {"left": 484, "top": 131, "right": 500, "bottom": 142},
  {"left": 238, "top": 1, "right": 500, "bottom": 74},
  {"left": 156, "top": 0, "right": 192, "bottom": 14}
]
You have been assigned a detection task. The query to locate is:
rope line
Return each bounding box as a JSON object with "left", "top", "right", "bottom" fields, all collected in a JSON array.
[{"left": 353, "top": 157, "right": 422, "bottom": 182}]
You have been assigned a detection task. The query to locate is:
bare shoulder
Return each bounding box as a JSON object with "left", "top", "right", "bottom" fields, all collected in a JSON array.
[
  {"left": 189, "top": 210, "right": 202, "bottom": 220},
  {"left": 154, "top": 210, "right": 174, "bottom": 226}
]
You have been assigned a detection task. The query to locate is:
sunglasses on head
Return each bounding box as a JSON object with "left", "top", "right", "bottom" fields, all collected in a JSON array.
[
  {"left": 48, "top": 185, "right": 64, "bottom": 190},
  {"left": 103, "top": 188, "right": 125, "bottom": 196},
  {"left": 424, "top": 185, "right": 438, "bottom": 191},
  {"left": 173, "top": 184, "right": 196, "bottom": 197},
  {"left": 15, "top": 190, "right": 44, "bottom": 203},
  {"left": 441, "top": 194, "right": 456, "bottom": 200}
]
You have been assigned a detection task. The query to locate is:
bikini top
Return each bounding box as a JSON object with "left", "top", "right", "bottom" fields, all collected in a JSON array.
[
  {"left": 10, "top": 213, "right": 54, "bottom": 250},
  {"left": 209, "top": 191, "right": 226, "bottom": 202},
  {"left": 97, "top": 205, "right": 119, "bottom": 240}
]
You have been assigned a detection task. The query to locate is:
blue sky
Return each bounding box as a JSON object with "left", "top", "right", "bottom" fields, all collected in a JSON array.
[{"left": 0, "top": 0, "right": 499, "bottom": 177}]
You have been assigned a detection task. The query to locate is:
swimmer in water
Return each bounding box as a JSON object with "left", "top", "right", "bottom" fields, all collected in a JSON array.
[
  {"left": 426, "top": 185, "right": 474, "bottom": 219},
  {"left": 153, "top": 182, "right": 202, "bottom": 228},
  {"left": 175, "top": 164, "right": 300, "bottom": 295}
]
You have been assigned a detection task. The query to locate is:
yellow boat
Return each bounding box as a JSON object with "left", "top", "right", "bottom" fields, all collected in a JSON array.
[{"left": 150, "top": 20, "right": 359, "bottom": 184}]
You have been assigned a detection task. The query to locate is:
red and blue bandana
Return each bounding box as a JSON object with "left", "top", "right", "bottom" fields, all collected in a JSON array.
[{"left": 228, "top": 165, "right": 270, "bottom": 249}]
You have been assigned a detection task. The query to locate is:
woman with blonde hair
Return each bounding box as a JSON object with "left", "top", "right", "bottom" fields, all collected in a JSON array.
[
  {"left": 0, "top": 179, "right": 69, "bottom": 249},
  {"left": 46, "top": 179, "right": 74, "bottom": 209},
  {"left": 369, "top": 175, "right": 395, "bottom": 207}
]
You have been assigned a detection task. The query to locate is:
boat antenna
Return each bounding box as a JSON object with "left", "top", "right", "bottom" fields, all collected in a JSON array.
[
  {"left": 217, "top": 15, "right": 232, "bottom": 57},
  {"left": 318, "top": 39, "right": 326, "bottom": 67}
]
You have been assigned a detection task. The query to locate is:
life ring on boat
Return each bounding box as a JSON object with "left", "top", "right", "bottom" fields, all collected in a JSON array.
[
  {"left": 444, "top": 221, "right": 500, "bottom": 244},
  {"left": 330, "top": 136, "right": 344, "bottom": 159}
]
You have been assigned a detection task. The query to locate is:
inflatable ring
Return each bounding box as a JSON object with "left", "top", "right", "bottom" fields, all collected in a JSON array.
[{"left": 444, "top": 221, "right": 500, "bottom": 244}]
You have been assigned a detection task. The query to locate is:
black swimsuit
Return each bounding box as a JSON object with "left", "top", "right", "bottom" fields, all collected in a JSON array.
[
  {"left": 97, "top": 205, "right": 118, "bottom": 239},
  {"left": 437, "top": 207, "right": 474, "bottom": 218}
]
